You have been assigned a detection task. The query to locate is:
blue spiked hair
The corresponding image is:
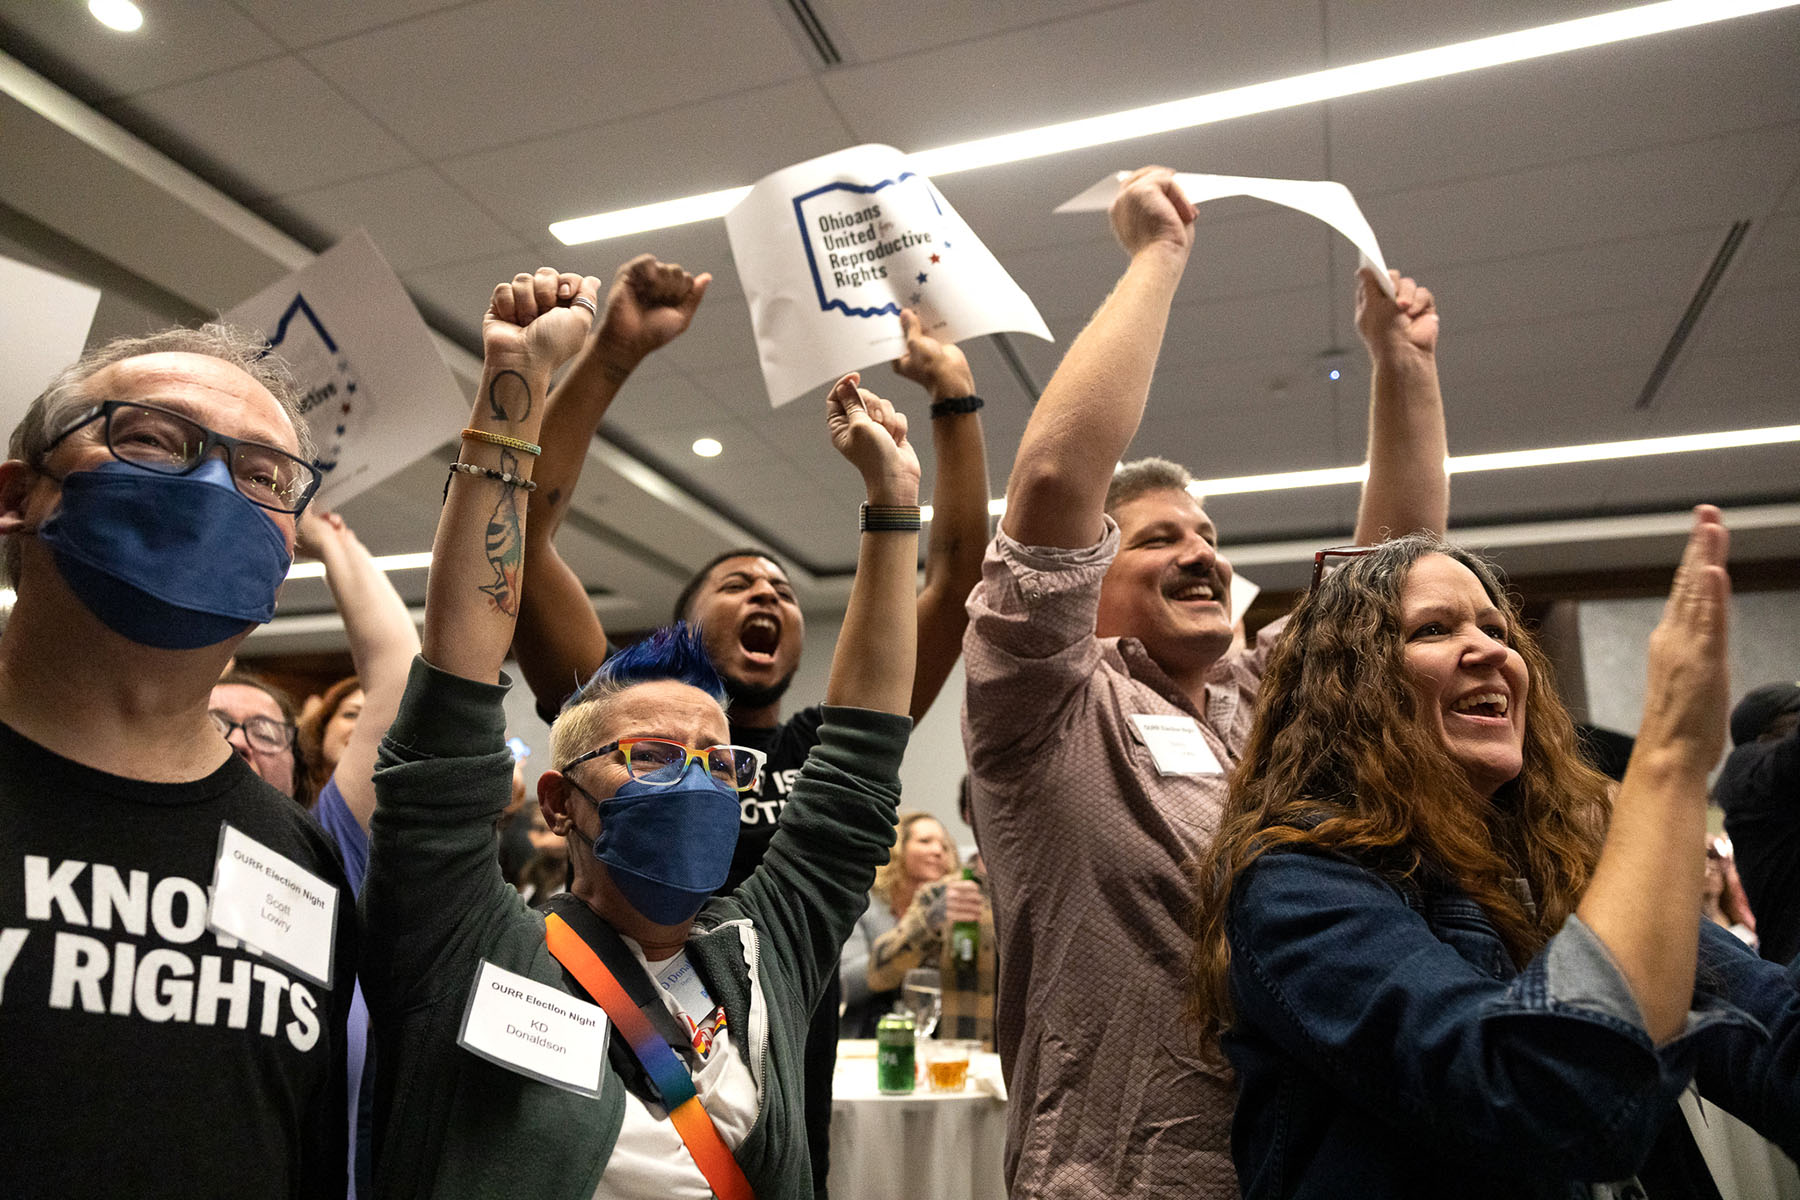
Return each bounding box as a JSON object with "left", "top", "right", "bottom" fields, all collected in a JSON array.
[
  {"left": 549, "top": 624, "right": 730, "bottom": 771},
  {"left": 568, "top": 622, "right": 726, "bottom": 711}
]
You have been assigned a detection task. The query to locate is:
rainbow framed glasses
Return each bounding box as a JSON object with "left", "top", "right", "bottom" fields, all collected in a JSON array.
[{"left": 561, "top": 738, "right": 767, "bottom": 793}]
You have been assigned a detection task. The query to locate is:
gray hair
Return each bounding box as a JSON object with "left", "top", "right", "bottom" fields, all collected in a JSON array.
[
  {"left": 4, "top": 323, "right": 311, "bottom": 587},
  {"left": 1105, "top": 456, "right": 1196, "bottom": 514}
]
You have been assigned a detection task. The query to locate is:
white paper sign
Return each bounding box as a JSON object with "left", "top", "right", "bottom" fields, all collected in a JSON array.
[
  {"left": 457, "top": 959, "right": 610, "bottom": 1096},
  {"left": 225, "top": 230, "right": 466, "bottom": 508},
  {"left": 1130, "top": 713, "right": 1224, "bottom": 777},
  {"left": 1058, "top": 172, "right": 1397, "bottom": 298},
  {"left": 207, "top": 823, "right": 340, "bottom": 987},
  {"left": 0, "top": 253, "right": 101, "bottom": 438},
  {"left": 726, "top": 143, "right": 1052, "bottom": 407},
  {"left": 1229, "top": 571, "right": 1261, "bottom": 630}
]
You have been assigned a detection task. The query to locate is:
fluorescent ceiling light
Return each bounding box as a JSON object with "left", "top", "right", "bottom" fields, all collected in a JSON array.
[
  {"left": 285, "top": 550, "right": 433, "bottom": 581},
  {"left": 89, "top": 0, "right": 143, "bottom": 33},
  {"left": 957, "top": 422, "right": 1800, "bottom": 518},
  {"left": 692, "top": 437, "right": 724, "bottom": 458},
  {"left": 550, "top": 0, "right": 1798, "bottom": 244}
]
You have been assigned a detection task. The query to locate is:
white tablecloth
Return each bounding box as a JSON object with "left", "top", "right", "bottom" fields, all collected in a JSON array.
[{"left": 827, "top": 1040, "right": 1009, "bottom": 1200}]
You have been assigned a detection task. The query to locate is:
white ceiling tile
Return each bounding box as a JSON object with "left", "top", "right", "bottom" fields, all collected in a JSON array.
[
  {"left": 1722, "top": 214, "right": 1800, "bottom": 295},
  {"left": 0, "top": 0, "right": 283, "bottom": 100},
  {"left": 1322, "top": 0, "right": 1625, "bottom": 64},
  {"left": 106, "top": 55, "right": 418, "bottom": 198},
  {"left": 436, "top": 78, "right": 852, "bottom": 240},
  {"left": 1368, "top": 125, "right": 1800, "bottom": 274},
  {"left": 1328, "top": 13, "right": 1800, "bottom": 198},
  {"left": 1595, "top": 442, "right": 1800, "bottom": 511},
  {"left": 1447, "top": 464, "right": 1610, "bottom": 526},
  {"left": 818, "top": 0, "right": 1323, "bottom": 148},
  {"left": 230, "top": 0, "right": 468, "bottom": 49},
  {"left": 1443, "top": 364, "right": 1651, "bottom": 454},
  {"left": 270, "top": 165, "right": 526, "bottom": 274},
  {"left": 1653, "top": 347, "right": 1800, "bottom": 432},
  {"left": 304, "top": 0, "right": 815, "bottom": 159},
  {"left": 817, "top": 0, "right": 1117, "bottom": 63}
]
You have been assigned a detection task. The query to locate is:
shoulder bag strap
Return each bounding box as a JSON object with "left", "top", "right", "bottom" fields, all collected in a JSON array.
[{"left": 543, "top": 905, "right": 755, "bottom": 1200}]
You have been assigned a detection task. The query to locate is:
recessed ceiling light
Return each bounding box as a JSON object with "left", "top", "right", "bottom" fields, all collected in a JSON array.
[
  {"left": 692, "top": 437, "right": 724, "bottom": 458},
  {"left": 550, "top": 0, "right": 1799, "bottom": 245},
  {"left": 89, "top": 0, "right": 144, "bottom": 33}
]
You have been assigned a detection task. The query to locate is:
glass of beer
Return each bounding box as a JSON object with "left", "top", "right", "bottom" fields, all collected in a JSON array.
[{"left": 923, "top": 1038, "right": 976, "bottom": 1092}]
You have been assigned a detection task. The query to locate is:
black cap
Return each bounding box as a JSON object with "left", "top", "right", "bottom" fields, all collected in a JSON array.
[{"left": 1729, "top": 682, "right": 1800, "bottom": 747}]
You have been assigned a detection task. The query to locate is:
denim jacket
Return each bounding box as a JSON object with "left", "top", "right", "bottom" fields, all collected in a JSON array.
[{"left": 1222, "top": 848, "right": 1800, "bottom": 1199}]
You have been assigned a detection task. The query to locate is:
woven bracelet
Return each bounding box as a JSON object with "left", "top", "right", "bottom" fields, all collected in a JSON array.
[
  {"left": 461, "top": 427, "right": 541, "bottom": 457},
  {"left": 859, "top": 502, "right": 922, "bottom": 532}
]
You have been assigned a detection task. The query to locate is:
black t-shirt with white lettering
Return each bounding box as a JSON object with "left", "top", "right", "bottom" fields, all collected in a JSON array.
[
  {"left": 0, "top": 720, "right": 357, "bottom": 1199},
  {"left": 723, "top": 705, "right": 826, "bottom": 893}
]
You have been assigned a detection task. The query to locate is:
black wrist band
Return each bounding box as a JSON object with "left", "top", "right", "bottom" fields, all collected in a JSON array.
[
  {"left": 929, "top": 394, "right": 984, "bottom": 419},
  {"left": 859, "top": 502, "right": 922, "bottom": 533}
]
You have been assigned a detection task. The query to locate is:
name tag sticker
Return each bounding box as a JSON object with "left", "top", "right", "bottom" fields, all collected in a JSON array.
[
  {"left": 1129, "top": 713, "right": 1224, "bottom": 777},
  {"left": 207, "top": 822, "right": 339, "bottom": 987},
  {"left": 457, "top": 960, "right": 610, "bottom": 1096}
]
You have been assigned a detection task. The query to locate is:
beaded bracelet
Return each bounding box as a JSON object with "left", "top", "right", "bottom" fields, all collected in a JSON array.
[
  {"left": 462, "top": 427, "right": 541, "bottom": 456},
  {"left": 929, "top": 394, "right": 984, "bottom": 419},
  {"left": 446, "top": 461, "right": 537, "bottom": 492},
  {"left": 859, "top": 502, "right": 922, "bottom": 532}
]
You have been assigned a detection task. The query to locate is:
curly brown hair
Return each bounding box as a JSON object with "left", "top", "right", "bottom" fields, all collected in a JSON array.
[{"left": 1187, "top": 534, "right": 1611, "bottom": 1044}]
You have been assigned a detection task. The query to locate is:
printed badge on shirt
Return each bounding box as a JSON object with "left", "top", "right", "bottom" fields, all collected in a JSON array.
[
  {"left": 657, "top": 954, "right": 728, "bottom": 1058},
  {"left": 1129, "top": 714, "right": 1225, "bottom": 777}
]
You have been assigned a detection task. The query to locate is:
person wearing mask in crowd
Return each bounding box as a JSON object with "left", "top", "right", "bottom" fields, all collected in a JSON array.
[
  {"left": 1716, "top": 680, "right": 1800, "bottom": 964},
  {"left": 961, "top": 165, "right": 1451, "bottom": 1197},
  {"left": 361, "top": 267, "right": 921, "bottom": 1199},
  {"left": 1189, "top": 511, "right": 1800, "bottom": 1197},
  {"left": 212, "top": 667, "right": 307, "bottom": 801},
  {"left": 510, "top": 253, "right": 992, "bottom": 1194},
  {"left": 840, "top": 811, "right": 980, "bottom": 1036},
  {"left": 0, "top": 326, "right": 358, "bottom": 1196}
]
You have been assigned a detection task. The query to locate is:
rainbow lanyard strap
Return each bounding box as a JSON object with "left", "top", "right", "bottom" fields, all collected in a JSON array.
[{"left": 543, "top": 909, "right": 756, "bottom": 1200}]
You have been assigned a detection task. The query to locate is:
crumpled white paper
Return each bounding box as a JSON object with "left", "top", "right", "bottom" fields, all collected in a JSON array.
[{"left": 1057, "top": 172, "right": 1396, "bottom": 297}]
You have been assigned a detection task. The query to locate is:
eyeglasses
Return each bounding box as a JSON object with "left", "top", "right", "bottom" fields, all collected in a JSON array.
[
  {"left": 44, "top": 400, "right": 321, "bottom": 514},
  {"left": 561, "top": 738, "right": 767, "bottom": 793},
  {"left": 1310, "top": 544, "right": 1381, "bottom": 591},
  {"left": 209, "top": 710, "right": 296, "bottom": 754}
]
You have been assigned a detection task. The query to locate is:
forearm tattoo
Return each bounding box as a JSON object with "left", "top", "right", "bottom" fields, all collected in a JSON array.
[
  {"left": 487, "top": 369, "right": 532, "bottom": 422},
  {"left": 478, "top": 447, "right": 524, "bottom": 616}
]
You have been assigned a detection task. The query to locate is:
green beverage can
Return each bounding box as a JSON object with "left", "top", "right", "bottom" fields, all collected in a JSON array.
[{"left": 876, "top": 1012, "right": 915, "bottom": 1094}]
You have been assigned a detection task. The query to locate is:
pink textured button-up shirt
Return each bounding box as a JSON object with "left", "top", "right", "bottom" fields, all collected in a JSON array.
[{"left": 962, "top": 520, "right": 1282, "bottom": 1199}]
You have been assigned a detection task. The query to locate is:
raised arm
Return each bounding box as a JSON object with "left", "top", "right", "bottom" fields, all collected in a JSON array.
[
  {"left": 424, "top": 268, "right": 600, "bottom": 682},
  {"left": 1579, "top": 506, "right": 1731, "bottom": 1042},
  {"left": 512, "top": 255, "right": 710, "bottom": 711},
  {"left": 1352, "top": 268, "right": 1449, "bottom": 543},
  {"left": 300, "top": 507, "right": 420, "bottom": 832},
  {"left": 1001, "top": 166, "right": 1196, "bottom": 549},
  {"left": 824, "top": 374, "right": 922, "bottom": 716},
  {"left": 891, "top": 308, "right": 989, "bottom": 720}
]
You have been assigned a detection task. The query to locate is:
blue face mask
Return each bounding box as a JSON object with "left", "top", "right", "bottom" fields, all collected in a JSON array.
[
  {"left": 37, "top": 458, "right": 293, "bottom": 650},
  {"left": 588, "top": 760, "right": 742, "bottom": 925}
]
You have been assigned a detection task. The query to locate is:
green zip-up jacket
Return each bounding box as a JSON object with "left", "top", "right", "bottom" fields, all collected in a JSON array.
[{"left": 360, "top": 658, "right": 910, "bottom": 1199}]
